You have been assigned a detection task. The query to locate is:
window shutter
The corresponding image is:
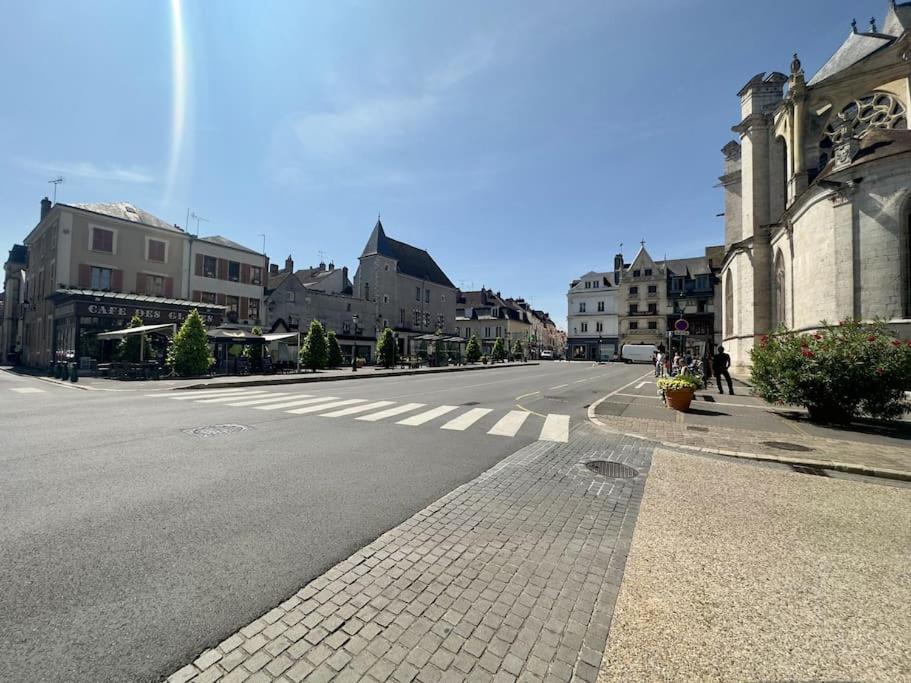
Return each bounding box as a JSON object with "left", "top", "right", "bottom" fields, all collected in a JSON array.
[
  {"left": 241, "top": 263, "right": 251, "bottom": 284},
  {"left": 78, "top": 264, "right": 91, "bottom": 288},
  {"left": 164, "top": 277, "right": 174, "bottom": 298},
  {"left": 216, "top": 293, "right": 226, "bottom": 305},
  {"left": 195, "top": 253, "right": 204, "bottom": 276},
  {"left": 193, "top": 290, "right": 201, "bottom": 302},
  {"left": 217, "top": 259, "right": 228, "bottom": 280},
  {"left": 111, "top": 269, "right": 123, "bottom": 291},
  {"left": 136, "top": 273, "right": 146, "bottom": 294},
  {"left": 240, "top": 297, "right": 249, "bottom": 321}
]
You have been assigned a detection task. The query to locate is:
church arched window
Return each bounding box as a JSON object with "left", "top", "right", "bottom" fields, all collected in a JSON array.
[
  {"left": 773, "top": 250, "right": 787, "bottom": 329},
  {"left": 819, "top": 93, "right": 907, "bottom": 172},
  {"left": 724, "top": 271, "right": 734, "bottom": 339}
]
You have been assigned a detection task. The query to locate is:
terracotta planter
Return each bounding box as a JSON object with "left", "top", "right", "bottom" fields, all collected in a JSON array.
[{"left": 664, "top": 388, "right": 695, "bottom": 411}]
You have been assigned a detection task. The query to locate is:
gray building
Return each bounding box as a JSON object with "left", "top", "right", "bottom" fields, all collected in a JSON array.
[
  {"left": 1, "top": 244, "right": 28, "bottom": 363},
  {"left": 353, "top": 220, "right": 458, "bottom": 356}
]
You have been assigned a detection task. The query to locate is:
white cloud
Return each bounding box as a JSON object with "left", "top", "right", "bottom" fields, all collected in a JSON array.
[{"left": 18, "top": 158, "right": 156, "bottom": 184}]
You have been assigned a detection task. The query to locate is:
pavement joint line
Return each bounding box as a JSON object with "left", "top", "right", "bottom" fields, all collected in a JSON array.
[
  {"left": 515, "top": 391, "right": 540, "bottom": 401},
  {"left": 585, "top": 401, "right": 911, "bottom": 483},
  {"left": 515, "top": 402, "right": 547, "bottom": 418}
]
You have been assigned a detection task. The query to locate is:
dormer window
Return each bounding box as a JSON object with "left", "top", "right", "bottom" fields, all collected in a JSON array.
[{"left": 632, "top": 269, "right": 640, "bottom": 277}]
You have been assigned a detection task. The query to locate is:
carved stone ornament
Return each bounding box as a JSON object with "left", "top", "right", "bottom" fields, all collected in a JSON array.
[{"left": 825, "top": 92, "right": 907, "bottom": 144}]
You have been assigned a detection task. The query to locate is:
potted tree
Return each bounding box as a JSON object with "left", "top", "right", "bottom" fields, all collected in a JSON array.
[{"left": 657, "top": 372, "right": 704, "bottom": 411}]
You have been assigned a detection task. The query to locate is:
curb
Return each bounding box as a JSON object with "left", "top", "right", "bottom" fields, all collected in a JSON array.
[
  {"left": 174, "top": 361, "right": 540, "bottom": 391},
  {"left": 2, "top": 371, "right": 91, "bottom": 391},
  {"left": 586, "top": 393, "right": 911, "bottom": 483}
]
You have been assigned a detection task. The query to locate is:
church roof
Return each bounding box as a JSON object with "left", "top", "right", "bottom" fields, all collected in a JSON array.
[
  {"left": 808, "top": 30, "right": 895, "bottom": 86},
  {"left": 360, "top": 219, "right": 456, "bottom": 289},
  {"left": 883, "top": 1, "right": 911, "bottom": 36}
]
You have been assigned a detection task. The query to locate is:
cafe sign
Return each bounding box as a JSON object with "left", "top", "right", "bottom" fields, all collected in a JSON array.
[{"left": 75, "top": 302, "right": 222, "bottom": 325}]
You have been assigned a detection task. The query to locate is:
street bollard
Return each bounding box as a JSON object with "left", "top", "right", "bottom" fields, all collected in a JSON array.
[
  {"left": 69, "top": 363, "right": 78, "bottom": 383},
  {"left": 47, "top": 363, "right": 55, "bottom": 377},
  {"left": 56, "top": 363, "right": 64, "bottom": 380}
]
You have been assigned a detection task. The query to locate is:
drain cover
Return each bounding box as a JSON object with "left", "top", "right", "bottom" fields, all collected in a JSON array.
[
  {"left": 687, "top": 426, "right": 709, "bottom": 432},
  {"left": 584, "top": 460, "right": 639, "bottom": 478},
  {"left": 185, "top": 424, "right": 249, "bottom": 438},
  {"left": 761, "top": 440, "right": 814, "bottom": 452}
]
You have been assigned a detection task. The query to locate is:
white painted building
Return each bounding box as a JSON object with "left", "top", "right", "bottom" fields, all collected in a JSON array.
[{"left": 566, "top": 270, "right": 619, "bottom": 361}]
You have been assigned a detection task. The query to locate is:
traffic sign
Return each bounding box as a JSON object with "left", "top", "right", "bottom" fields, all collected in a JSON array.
[{"left": 673, "top": 318, "right": 689, "bottom": 333}]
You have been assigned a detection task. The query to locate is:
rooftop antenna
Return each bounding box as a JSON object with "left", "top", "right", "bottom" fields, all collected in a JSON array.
[
  {"left": 259, "top": 233, "right": 266, "bottom": 254},
  {"left": 190, "top": 211, "right": 208, "bottom": 236},
  {"left": 317, "top": 250, "right": 327, "bottom": 264},
  {"left": 48, "top": 177, "right": 64, "bottom": 204}
]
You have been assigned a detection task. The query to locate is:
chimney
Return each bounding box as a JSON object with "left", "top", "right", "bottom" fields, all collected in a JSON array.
[
  {"left": 285, "top": 255, "right": 294, "bottom": 272},
  {"left": 319, "top": 261, "right": 326, "bottom": 271},
  {"left": 40, "top": 197, "right": 52, "bottom": 221},
  {"left": 269, "top": 264, "right": 279, "bottom": 275},
  {"left": 328, "top": 262, "right": 334, "bottom": 271},
  {"left": 613, "top": 253, "right": 624, "bottom": 272}
]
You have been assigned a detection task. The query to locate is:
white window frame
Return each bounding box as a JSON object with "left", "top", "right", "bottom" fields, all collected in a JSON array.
[
  {"left": 88, "top": 224, "right": 118, "bottom": 255},
  {"left": 90, "top": 265, "right": 113, "bottom": 290}
]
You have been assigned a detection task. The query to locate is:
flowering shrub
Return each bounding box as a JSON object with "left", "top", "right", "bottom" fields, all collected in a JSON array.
[
  {"left": 750, "top": 320, "right": 911, "bottom": 423},
  {"left": 657, "top": 373, "right": 703, "bottom": 393}
]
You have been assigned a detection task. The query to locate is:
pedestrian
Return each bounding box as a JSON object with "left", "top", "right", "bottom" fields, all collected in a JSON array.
[
  {"left": 704, "top": 352, "right": 714, "bottom": 382},
  {"left": 654, "top": 350, "right": 664, "bottom": 377},
  {"left": 712, "top": 345, "right": 734, "bottom": 395}
]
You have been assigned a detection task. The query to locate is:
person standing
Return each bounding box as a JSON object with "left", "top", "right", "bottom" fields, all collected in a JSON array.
[
  {"left": 712, "top": 345, "right": 734, "bottom": 395},
  {"left": 654, "top": 350, "right": 664, "bottom": 377}
]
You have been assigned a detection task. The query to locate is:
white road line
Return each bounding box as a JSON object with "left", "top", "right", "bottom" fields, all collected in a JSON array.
[
  {"left": 574, "top": 379, "right": 587, "bottom": 383},
  {"left": 635, "top": 381, "right": 647, "bottom": 389},
  {"left": 487, "top": 410, "right": 530, "bottom": 437},
  {"left": 226, "top": 394, "right": 298, "bottom": 407},
  {"left": 254, "top": 396, "right": 339, "bottom": 411},
  {"left": 195, "top": 391, "right": 274, "bottom": 404},
  {"left": 287, "top": 398, "right": 366, "bottom": 415},
  {"left": 320, "top": 400, "right": 394, "bottom": 418},
  {"left": 548, "top": 384, "right": 569, "bottom": 390},
  {"left": 396, "top": 405, "right": 458, "bottom": 426},
  {"left": 441, "top": 408, "right": 492, "bottom": 431},
  {"left": 10, "top": 387, "right": 45, "bottom": 394},
  {"left": 357, "top": 403, "right": 426, "bottom": 422},
  {"left": 164, "top": 388, "right": 252, "bottom": 400},
  {"left": 539, "top": 414, "right": 570, "bottom": 443}
]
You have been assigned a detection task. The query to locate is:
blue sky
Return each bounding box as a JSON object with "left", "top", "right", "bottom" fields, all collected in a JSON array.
[{"left": 0, "top": 0, "right": 893, "bottom": 327}]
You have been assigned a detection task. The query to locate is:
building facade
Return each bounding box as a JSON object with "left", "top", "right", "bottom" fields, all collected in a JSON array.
[
  {"left": 353, "top": 219, "right": 458, "bottom": 356},
  {"left": 1, "top": 244, "right": 27, "bottom": 363},
  {"left": 617, "top": 248, "right": 666, "bottom": 350},
  {"left": 189, "top": 235, "right": 267, "bottom": 328},
  {"left": 566, "top": 270, "right": 619, "bottom": 361},
  {"left": 720, "top": 2, "right": 911, "bottom": 368},
  {"left": 663, "top": 247, "right": 723, "bottom": 357},
  {"left": 456, "top": 289, "right": 531, "bottom": 355}
]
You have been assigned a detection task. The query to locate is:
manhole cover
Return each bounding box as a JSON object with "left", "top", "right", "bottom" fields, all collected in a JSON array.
[
  {"left": 462, "top": 401, "right": 480, "bottom": 406},
  {"left": 184, "top": 424, "right": 249, "bottom": 438},
  {"left": 584, "top": 460, "right": 639, "bottom": 478},
  {"left": 761, "top": 440, "right": 814, "bottom": 452},
  {"left": 687, "top": 426, "right": 709, "bottom": 432}
]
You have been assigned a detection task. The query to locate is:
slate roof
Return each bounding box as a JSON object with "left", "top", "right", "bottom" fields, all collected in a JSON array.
[
  {"left": 883, "top": 1, "right": 911, "bottom": 36},
  {"left": 8, "top": 244, "right": 27, "bottom": 265},
  {"left": 65, "top": 202, "right": 182, "bottom": 233},
  {"left": 360, "top": 219, "right": 456, "bottom": 289},
  {"left": 199, "top": 235, "right": 262, "bottom": 256},
  {"left": 808, "top": 30, "right": 894, "bottom": 86},
  {"left": 664, "top": 257, "right": 713, "bottom": 277}
]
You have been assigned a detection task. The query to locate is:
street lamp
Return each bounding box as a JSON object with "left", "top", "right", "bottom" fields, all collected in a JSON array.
[{"left": 352, "top": 314, "right": 359, "bottom": 372}]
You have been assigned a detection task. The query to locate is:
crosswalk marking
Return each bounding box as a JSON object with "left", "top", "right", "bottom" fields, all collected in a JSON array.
[
  {"left": 225, "top": 394, "right": 297, "bottom": 407},
  {"left": 287, "top": 398, "right": 366, "bottom": 415},
  {"left": 164, "top": 388, "right": 251, "bottom": 400},
  {"left": 10, "top": 387, "right": 45, "bottom": 394},
  {"left": 441, "top": 407, "right": 492, "bottom": 431},
  {"left": 254, "top": 396, "right": 339, "bottom": 411},
  {"left": 320, "top": 400, "right": 395, "bottom": 418},
  {"left": 357, "top": 403, "right": 425, "bottom": 422},
  {"left": 487, "top": 410, "right": 530, "bottom": 437},
  {"left": 397, "top": 405, "right": 458, "bottom": 426},
  {"left": 195, "top": 391, "right": 274, "bottom": 404},
  {"left": 539, "top": 414, "right": 570, "bottom": 443}
]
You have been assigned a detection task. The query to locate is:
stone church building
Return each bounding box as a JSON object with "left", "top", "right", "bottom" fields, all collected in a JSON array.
[{"left": 720, "top": 1, "right": 911, "bottom": 368}]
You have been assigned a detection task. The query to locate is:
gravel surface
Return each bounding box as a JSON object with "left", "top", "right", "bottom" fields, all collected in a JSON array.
[{"left": 599, "top": 448, "right": 911, "bottom": 682}]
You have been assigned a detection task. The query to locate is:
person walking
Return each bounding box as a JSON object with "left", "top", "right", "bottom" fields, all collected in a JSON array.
[
  {"left": 712, "top": 345, "right": 734, "bottom": 395},
  {"left": 654, "top": 350, "right": 664, "bottom": 377}
]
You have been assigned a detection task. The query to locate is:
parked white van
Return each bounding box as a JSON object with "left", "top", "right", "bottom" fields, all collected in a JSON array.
[{"left": 621, "top": 344, "right": 657, "bottom": 364}]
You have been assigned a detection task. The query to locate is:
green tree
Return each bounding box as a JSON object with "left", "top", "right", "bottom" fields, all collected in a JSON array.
[
  {"left": 434, "top": 328, "right": 447, "bottom": 365},
  {"left": 242, "top": 325, "right": 265, "bottom": 372},
  {"left": 116, "top": 313, "right": 148, "bottom": 362},
  {"left": 377, "top": 327, "right": 396, "bottom": 369},
  {"left": 511, "top": 339, "right": 524, "bottom": 360},
  {"left": 326, "top": 330, "right": 343, "bottom": 368},
  {"left": 465, "top": 334, "right": 482, "bottom": 363},
  {"left": 491, "top": 337, "right": 507, "bottom": 363},
  {"left": 300, "top": 319, "right": 328, "bottom": 372},
  {"left": 167, "top": 309, "right": 214, "bottom": 376}
]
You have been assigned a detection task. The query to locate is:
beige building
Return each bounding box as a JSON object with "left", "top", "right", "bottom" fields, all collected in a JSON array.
[
  {"left": 720, "top": 2, "right": 911, "bottom": 368},
  {"left": 618, "top": 247, "right": 667, "bottom": 348},
  {"left": 189, "top": 235, "right": 267, "bottom": 327}
]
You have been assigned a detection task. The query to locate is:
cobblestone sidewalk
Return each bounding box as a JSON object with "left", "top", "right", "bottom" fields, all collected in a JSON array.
[{"left": 168, "top": 425, "right": 652, "bottom": 683}]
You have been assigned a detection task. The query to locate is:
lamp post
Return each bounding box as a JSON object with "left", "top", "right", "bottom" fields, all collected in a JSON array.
[{"left": 351, "top": 314, "right": 359, "bottom": 372}]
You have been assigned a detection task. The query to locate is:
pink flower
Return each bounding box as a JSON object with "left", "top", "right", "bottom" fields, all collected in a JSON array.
[
  {"left": 868, "top": 336, "right": 878, "bottom": 342},
  {"left": 760, "top": 335, "right": 769, "bottom": 346},
  {"left": 813, "top": 334, "right": 823, "bottom": 340},
  {"left": 801, "top": 348, "right": 815, "bottom": 358},
  {"left": 892, "top": 339, "right": 903, "bottom": 347}
]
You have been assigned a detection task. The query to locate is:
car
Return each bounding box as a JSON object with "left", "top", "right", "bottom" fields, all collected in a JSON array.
[
  {"left": 621, "top": 344, "right": 658, "bottom": 364},
  {"left": 540, "top": 350, "right": 554, "bottom": 360}
]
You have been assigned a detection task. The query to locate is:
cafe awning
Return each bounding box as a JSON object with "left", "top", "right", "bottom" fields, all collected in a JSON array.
[
  {"left": 262, "top": 332, "right": 299, "bottom": 342},
  {"left": 207, "top": 327, "right": 266, "bottom": 342},
  {"left": 96, "top": 323, "right": 175, "bottom": 340}
]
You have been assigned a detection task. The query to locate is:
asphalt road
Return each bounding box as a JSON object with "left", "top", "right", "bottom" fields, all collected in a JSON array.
[{"left": 0, "top": 361, "right": 649, "bottom": 682}]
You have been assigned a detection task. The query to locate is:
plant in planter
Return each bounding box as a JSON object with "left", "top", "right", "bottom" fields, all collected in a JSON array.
[
  {"left": 750, "top": 319, "right": 911, "bottom": 424},
  {"left": 657, "top": 372, "right": 704, "bottom": 411}
]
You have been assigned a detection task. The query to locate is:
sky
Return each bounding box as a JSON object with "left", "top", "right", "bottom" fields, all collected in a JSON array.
[{"left": 0, "top": 0, "right": 895, "bottom": 328}]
